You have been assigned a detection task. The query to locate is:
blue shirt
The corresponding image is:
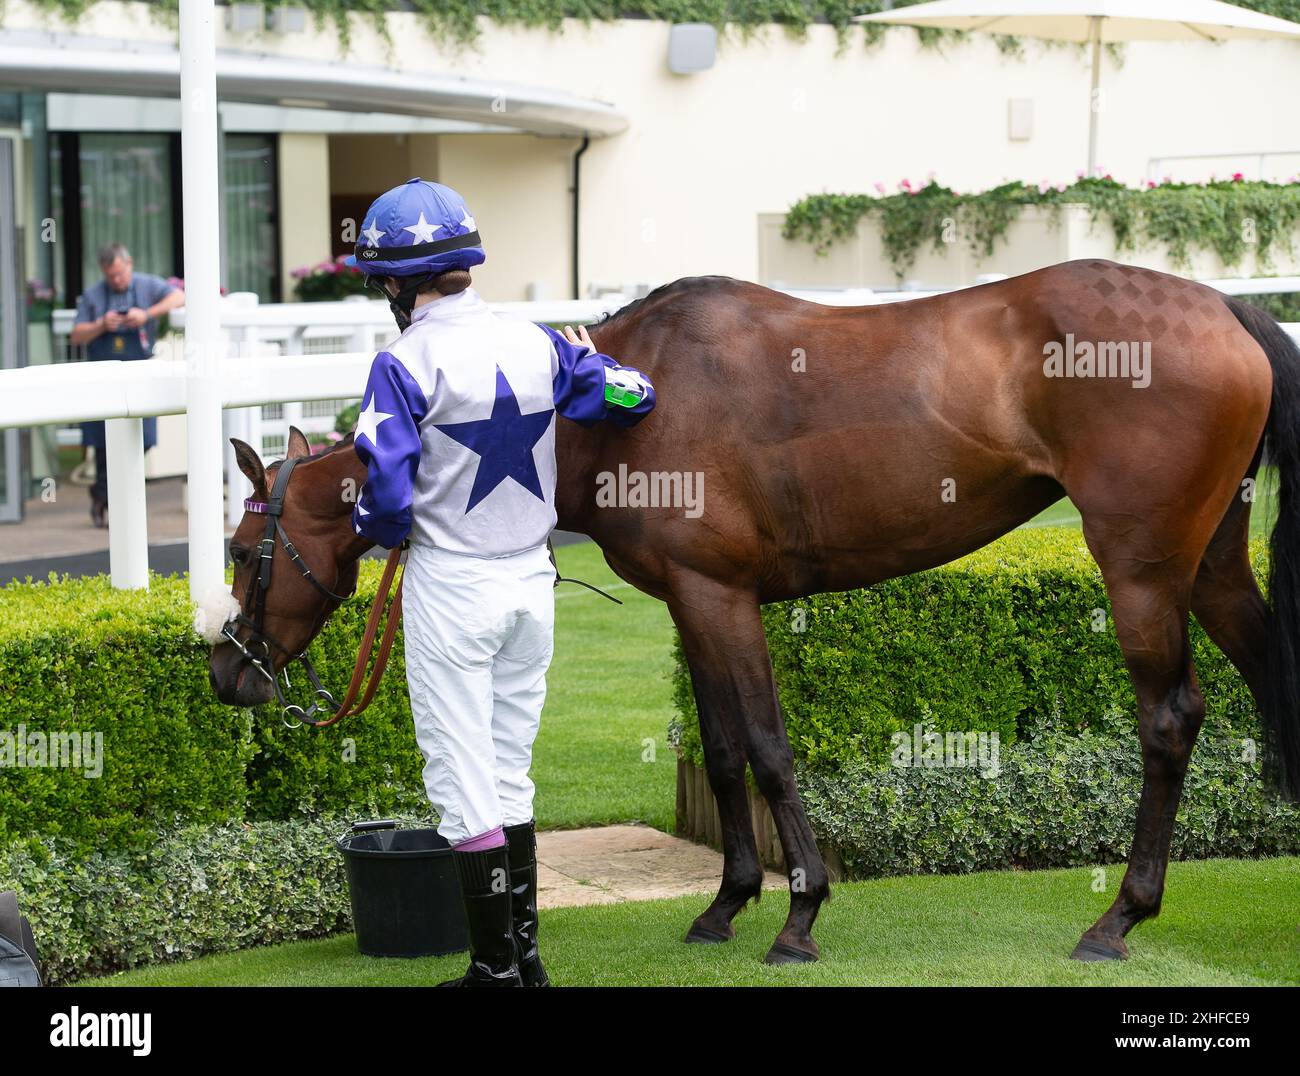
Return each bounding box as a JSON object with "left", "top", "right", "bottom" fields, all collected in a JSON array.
[{"left": 74, "top": 273, "right": 176, "bottom": 360}]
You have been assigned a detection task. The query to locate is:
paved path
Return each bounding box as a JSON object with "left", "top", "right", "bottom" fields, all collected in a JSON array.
[{"left": 535, "top": 824, "right": 786, "bottom": 908}]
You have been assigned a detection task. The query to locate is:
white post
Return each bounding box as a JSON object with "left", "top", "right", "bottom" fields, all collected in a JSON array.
[
  {"left": 105, "top": 417, "right": 149, "bottom": 589},
  {"left": 1087, "top": 15, "right": 1103, "bottom": 177},
  {"left": 180, "top": 0, "right": 226, "bottom": 603},
  {"left": 225, "top": 306, "right": 259, "bottom": 528}
]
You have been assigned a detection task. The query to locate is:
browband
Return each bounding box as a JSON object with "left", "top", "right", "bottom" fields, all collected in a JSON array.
[
  {"left": 244, "top": 498, "right": 268, "bottom": 514},
  {"left": 353, "top": 230, "right": 481, "bottom": 264}
]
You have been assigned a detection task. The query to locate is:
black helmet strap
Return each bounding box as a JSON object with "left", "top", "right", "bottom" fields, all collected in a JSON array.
[{"left": 367, "top": 271, "right": 440, "bottom": 332}]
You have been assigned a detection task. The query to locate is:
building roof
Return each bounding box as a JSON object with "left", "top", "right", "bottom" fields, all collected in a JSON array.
[{"left": 0, "top": 28, "right": 628, "bottom": 138}]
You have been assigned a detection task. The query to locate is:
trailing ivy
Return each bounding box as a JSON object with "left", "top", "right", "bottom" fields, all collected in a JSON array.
[
  {"left": 17, "top": 1, "right": 1300, "bottom": 53},
  {"left": 783, "top": 176, "right": 1300, "bottom": 279}
]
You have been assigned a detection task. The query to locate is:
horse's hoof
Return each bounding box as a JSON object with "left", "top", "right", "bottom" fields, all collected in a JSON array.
[
  {"left": 1071, "top": 935, "right": 1128, "bottom": 962},
  {"left": 763, "top": 941, "right": 818, "bottom": 965},
  {"left": 684, "top": 921, "right": 733, "bottom": 945}
]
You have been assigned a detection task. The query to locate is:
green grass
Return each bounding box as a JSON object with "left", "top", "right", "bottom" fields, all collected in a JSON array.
[
  {"left": 534, "top": 541, "right": 678, "bottom": 832},
  {"left": 84, "top": 856, "right": 1300, "bottom": 986}
]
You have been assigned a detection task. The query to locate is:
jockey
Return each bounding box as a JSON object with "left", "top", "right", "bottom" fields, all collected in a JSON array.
[{"left": 345, "top": 178, "right": 655, "bottom": 987}]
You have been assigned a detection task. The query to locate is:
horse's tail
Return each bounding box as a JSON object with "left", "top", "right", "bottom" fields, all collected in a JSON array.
[{"left": 1226, "top": 296, "right": 1300, "bottom": 800}]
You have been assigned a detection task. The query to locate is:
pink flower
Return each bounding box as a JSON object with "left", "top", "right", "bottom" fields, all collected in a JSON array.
[
  {"left": 900, "top": 178, "right": 913, "bottom": 192},
  {"left": 1232, "top": 172, "right": 1244, "bottom": 182},
  {"left": 1146, "top": 180, "right": 1156, "bottom": 189},
  {"left": 874, "top": 181, "right": 887, "bottom": 195}
]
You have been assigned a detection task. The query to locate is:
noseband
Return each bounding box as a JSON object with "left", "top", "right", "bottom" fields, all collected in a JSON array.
[{"left": 220, "top": 454, "right": 356, "bottom": 727}]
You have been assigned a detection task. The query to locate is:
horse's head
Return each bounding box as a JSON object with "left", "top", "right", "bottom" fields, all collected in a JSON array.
[{"left": 207, "top": 426, "right": 370, "bottom": 707}]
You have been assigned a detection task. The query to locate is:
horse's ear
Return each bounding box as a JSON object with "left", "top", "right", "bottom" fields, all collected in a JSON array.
[
  {"left": 230, "top": 438, "right": 266, "bottom": 493},
  {"left": 286, "top": 426, "right": 312, "bottom": 460}
]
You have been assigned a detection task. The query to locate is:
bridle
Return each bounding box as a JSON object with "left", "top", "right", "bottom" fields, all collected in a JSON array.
[{"left": 220, "top": 454, "right": 405, "bottom": 729}]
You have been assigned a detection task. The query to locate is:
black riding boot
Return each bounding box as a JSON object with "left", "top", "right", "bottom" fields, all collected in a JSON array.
[
  {"left": 504, "top": 820, "right": 551, "bottom": 987},
  {"left": 438, "top": 845, "right": 522, "bottom": 987}
]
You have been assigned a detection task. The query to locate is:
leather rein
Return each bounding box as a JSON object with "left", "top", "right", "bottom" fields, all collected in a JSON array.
[{"left": 219, "top": 454, "right": 405, "bottom": 729}]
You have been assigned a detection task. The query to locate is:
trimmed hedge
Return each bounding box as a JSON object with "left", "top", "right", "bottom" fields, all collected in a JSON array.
[
  {"left": 673, "top": 528, "right": 1265, "bottom": 774},
  {"left": 0, "top": 562, "right": 428, "bottom": 855},
  {"left": 798, "top": 727, "right": 1300, "bottom": 880},
  {"left": 0, "top": 814, "right": 431, "bottom": 985}
]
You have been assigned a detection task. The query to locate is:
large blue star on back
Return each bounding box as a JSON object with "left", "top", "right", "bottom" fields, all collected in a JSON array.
[{"left": 435, "top": 366, "right": 555, "bottom": 513}]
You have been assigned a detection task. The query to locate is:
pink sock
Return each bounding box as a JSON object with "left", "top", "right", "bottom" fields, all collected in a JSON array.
[{"left": 454, "top": 825, "right": 505, "bottom": 852}]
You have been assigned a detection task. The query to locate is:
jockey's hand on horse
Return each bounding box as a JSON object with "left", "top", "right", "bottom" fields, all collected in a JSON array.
[{"left": 562, "top": 324, "right": 595, "bottom": 354}]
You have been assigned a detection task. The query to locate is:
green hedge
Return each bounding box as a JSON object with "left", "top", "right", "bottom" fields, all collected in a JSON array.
[
  {"left": 798, "top": 727, "right": 1300, "bottom": 880},
  {"left": 672, "top": 527, "right": 1300, "bottom": 879},
  {"left": 0, "top": 814, "right": 410, "bottom": 985},
  {"left": 0, "top": 562, "right": 428, "bottom": 855},
  {"left": 673, "top": 528, "right": 1265, "bottom": 773},
  {"left": 784, "top": 177, "right": 1300, "bottom": 278}
]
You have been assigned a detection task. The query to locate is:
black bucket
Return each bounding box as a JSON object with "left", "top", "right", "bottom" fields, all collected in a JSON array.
[{"left": 336, "top": 820, "right": 469, "bottom": 958}]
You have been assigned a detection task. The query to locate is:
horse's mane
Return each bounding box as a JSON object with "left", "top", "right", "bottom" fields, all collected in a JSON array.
[
  {"left": 593, "top": 275, "right": 742, "bottom": 334},
  {"left": 265, "top": 429, "right": 356, "bottom": 476}
]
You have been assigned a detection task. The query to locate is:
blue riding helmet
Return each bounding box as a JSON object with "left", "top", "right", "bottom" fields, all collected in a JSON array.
[
  {"left": 346, "top": 177, "right": 484, "bottom": 275},
  {"left": 346, "top": 177, "right": 485, "bottom": 329}
]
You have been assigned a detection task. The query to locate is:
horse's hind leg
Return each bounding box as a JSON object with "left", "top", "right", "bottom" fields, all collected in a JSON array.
[
  {"left": 669, "top": 573, "right": 829, "bottom": 963},
  {"left": 1072, "top": 518, "right": 1208, "bottom": 961}
]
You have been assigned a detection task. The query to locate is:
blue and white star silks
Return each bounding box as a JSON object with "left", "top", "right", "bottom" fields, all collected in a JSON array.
[
  {"left": 350, "top": 286, "right": 656, "bottom": 555},
  {"left": 434, "top": 367, "right": 555, "bottom": 513}
]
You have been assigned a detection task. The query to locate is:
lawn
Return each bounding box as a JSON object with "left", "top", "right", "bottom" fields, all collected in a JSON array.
[
  {"left": 85, "top": 856, "right": 1300, "bottom": 986},
  {"left": 534, "top": 540, "right": 678, "bottom": 832}
]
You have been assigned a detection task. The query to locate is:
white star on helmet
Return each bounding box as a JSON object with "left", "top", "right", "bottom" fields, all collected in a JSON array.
[{"left": 403, "top": 211, "right": 442, "bottom": 244}]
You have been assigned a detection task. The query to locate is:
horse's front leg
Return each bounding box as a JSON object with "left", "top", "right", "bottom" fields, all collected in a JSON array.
[
  {"left": 671, "top": 587, "right": 766, "bottom": 944},
  {"left": 670, "top": 573, "right": 829, "bottom": 963}
]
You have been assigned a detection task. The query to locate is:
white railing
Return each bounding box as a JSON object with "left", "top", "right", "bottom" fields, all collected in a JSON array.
[
  {"left": 49, "top": 292, "right": 638, "bottom": 528},
  {"left": 17, "top": 281, "right": 1300, "bottom": 592}
]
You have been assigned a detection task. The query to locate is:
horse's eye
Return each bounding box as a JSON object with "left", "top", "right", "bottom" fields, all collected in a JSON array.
[{"left": 229, "top": 546, "right": 249, "bottom": 568}]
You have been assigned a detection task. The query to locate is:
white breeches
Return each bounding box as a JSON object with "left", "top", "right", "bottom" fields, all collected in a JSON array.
[{"left": 401, "top": 541, "right": 555, "bottom": 845}]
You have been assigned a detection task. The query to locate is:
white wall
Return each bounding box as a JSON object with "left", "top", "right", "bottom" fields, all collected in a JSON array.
[{"left": 14, "top": 2, "right": 1300, "bottom": 296}]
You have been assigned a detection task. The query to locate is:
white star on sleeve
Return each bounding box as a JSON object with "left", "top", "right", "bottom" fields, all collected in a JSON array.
[
  {"left": 459, "top": 213, "right": 476, "bottom": 232},
  {"left": 354, "top": 395, "right": 393, "bottom": 447},
  {"left": 362, "top": 219, "right": 384, "bottom": 247},
  {"left": 403, "top": 211, "right": 441, "bottom": 244},
  {"left": 356, "top": 503, "right": 370, "bottom": 516}
]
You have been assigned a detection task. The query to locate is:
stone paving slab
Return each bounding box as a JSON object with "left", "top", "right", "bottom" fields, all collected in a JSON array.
[{"left": 535, "top": 824, "right": 786, "bottom": 909}]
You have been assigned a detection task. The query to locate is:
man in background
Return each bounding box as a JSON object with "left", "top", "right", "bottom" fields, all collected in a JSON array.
[{"left": 70, "top": 243, "right": 185, "bottom": 527}]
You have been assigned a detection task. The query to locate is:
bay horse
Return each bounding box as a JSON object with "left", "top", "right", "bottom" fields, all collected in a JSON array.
[{"left": 209, "top": 259, "right": 1300, "bottom": 967}]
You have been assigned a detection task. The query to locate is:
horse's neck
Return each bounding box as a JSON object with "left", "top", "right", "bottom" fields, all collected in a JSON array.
[{"left": 313, "top": 442, "right": 375, "bottom": 561}]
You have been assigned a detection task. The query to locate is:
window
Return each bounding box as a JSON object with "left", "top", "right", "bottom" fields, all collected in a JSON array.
[
  {"left": 225, "top": 133, "right": 280, "bottom": 300},
  {"left": 78, "top": 133, "right": 176, "bottom": 289}
]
